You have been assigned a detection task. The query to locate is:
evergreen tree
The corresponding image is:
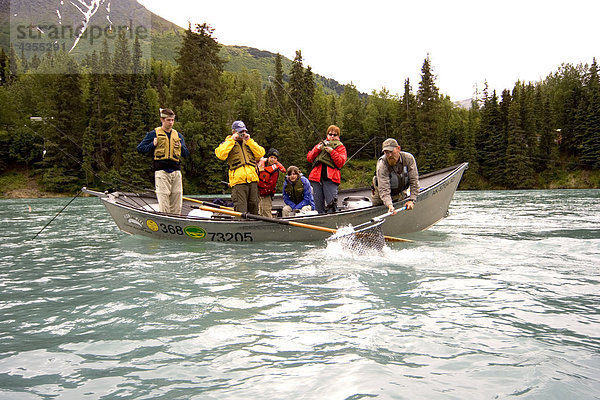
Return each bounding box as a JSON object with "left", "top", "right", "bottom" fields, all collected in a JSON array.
[
  {"left": 106, "top": 29, "right": 133, "bottom": 177},
  {"left": 581, "top": 58, "right": 600, "bottom": 168},
  {"left": 273, "top": 53, "right": 285, "bottom": 110},
  {"left": 456, "top": 99, "right": 480, "bottom": 185},
  {"left": 0, "top": 48, "right": 7, "bottom": 85},
  {"left": 311, "top": 84, "right": 330, "bottom": 142},
  {"left": 171, "top": 23, "right": 224, "bottom": 112},
  {"left": 534, "top": 85, "right": 557, "bottom": 171},
  {"left": 505, "top": 87, "right": 534, "bottom": 188},
  {"left": 416, "top": 55, "right": 440, "bottom": 171},
  {"left": 365, "top": 88, "right": 395, "bottom": 159},
  {"left": 340, "top": 83, "right": 366, "bottom": 157},
  {"left": 288, "top": 50, "right": 305, "bottom": 126},
  {"left": 7, "top": 45, "right": 18, "bottom": 85},
  {"left": 547, "top": 63, "right": 584, "bottom": 156},
  {"left": 169, "top": 24, "right": 226, "bottom": 193},
  {"left": 303, "top": 65, "right": 316, "bottom": 138},
  {"left": 477, "top": 86, "right": 504, "bottom": 183},
  {"left": 41, "top": 55, "right": 85, "bottom": 192},
  {"left": 398, "top": 78, "right": 418, "bottom": 155},
  {"left": 120, "top": 36, "right": 152, "bottom": 189},
  {"left": 328, "top": 95, "right": 338, "bottom": 125},
  {"left": 82, "top": 50, "right": 101, "bottom": 185}
]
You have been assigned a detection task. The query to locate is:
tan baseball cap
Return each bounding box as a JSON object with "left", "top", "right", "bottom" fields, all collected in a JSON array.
[{"left": 382, "top": 138, "right": 399, "bottom": 151}]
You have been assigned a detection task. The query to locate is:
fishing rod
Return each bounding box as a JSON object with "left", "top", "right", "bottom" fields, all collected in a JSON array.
[
  {"left": 347, "top": 136, "right": 378, "bottom": 162},
  {"left": 30, "top": 189, "right": 82, "bottom": 240},
  {"left": 24, "top": 119, "right": 161, "bottom": 238}
]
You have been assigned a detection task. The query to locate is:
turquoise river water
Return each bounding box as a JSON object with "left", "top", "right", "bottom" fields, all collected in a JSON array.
[{"left": 1, "top": 189, "right": 599, "bottom": 399}]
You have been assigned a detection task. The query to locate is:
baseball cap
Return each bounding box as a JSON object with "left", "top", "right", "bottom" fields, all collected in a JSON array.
[
  {"left": 232, "top": 120, "right": 247, "bottom": 132},
  {"left": 382, "top": 138, "right": 399, "bottom": 152}
]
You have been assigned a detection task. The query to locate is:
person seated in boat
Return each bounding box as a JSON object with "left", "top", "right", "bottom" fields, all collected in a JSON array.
[
  {"left": 282, "top": 166, "right": 316, "bottom": 217},
  {"left": 258, "top": 148, "right": 286, "bottom": 218},
  {"left": 215, "top": 120, "right": 265, "bottom": 214},
  {"left": 307, "top": 125, "right": 347, "bottom": 214},
  {"left": 371, "top": 138, "right": 419, "bottom": 215},
  {"left": 137, "top": 108, "right": 190, "bottom": 215}
]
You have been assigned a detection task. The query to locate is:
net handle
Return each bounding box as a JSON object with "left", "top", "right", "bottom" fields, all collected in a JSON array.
[
  {"left": 374, "top": 205, "right": 408, "bottom": 221},
  {"left": 353, "top": 205, "right": 409, "bottom": 231}
]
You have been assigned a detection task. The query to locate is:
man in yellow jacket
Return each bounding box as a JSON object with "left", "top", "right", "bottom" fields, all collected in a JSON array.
[{"left": 215, "top": 120, "right": 265, "bottom": 214}]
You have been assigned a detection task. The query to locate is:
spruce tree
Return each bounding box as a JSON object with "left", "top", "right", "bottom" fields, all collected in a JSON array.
[
  {"left": 169, "top": 23, "right": 226, "bottom": 193},
  {"left": 120, "top": 36, "right": 151, "bottom": 189},
  {"left": 171, "top": 23, "right": 224, "bottom": 112},
  {"left": 416, "top": 55, "right": 440, "bottom": 171},
  {"left": 534, "top": 85, "right": 556, "bottom": 172},
  {"left": 288, "top": 50, "right": 305, "bottom": 125},
  {"left": 41, "top": 55, "right": 85, "bottom": 192},
  {"left": 106, "top": 29, "right": 133, "bottom": 176},
  {"left": 340, "top": 83, "right": 365, "bottom": 158},
  {"left": 0, "top": 48, "right": 7, "bottom": 86},
  {"left": 399, "top": 78, "right": 418, "bottom": 155},
  {"left": 581, "top": 58, "right": 600, "bottom": 169},
  {"left": 476, "top": 86, "right": 502, "bottom": 182},
  {"left": 505, "top": 87, "right": 534, "bottom": 188},
  {"left": 303, "top": 65, "right": 316, "bottom": 137},
  {"left": 273, "top": 53, "right": 285, "bottom": 110}
]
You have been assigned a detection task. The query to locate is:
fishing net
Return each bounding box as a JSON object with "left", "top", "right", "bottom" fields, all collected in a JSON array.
[{"left": 326, "top": 219, "right": 386, "bottom": 255}]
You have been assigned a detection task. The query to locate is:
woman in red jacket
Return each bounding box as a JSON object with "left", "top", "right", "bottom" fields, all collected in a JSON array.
[{"left": 306, "top": 125, "right": 347, "bottom": 214}]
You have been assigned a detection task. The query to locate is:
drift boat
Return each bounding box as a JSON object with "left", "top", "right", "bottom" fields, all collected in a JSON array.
[{"left": 83, "top": 162, "right": 468, "bottom": 243}]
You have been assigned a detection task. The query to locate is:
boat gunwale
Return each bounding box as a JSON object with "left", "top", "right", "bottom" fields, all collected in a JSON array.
[{"left": 85, "top": 162, "right": 468, "bottom": 227}]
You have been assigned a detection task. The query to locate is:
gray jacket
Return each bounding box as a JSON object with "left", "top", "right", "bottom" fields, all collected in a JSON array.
[{"left": 374, "top": 151, "right": 419, "bottom": 207}]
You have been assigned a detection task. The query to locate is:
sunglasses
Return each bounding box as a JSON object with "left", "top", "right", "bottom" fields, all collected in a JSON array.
[{"left": 327, "top": 132, "right": 339, "bottom": 137}]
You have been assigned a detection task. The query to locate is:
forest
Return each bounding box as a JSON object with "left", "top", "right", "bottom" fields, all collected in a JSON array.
[{"left": 0, "top": 23, "right": 599, "bottom": 197}]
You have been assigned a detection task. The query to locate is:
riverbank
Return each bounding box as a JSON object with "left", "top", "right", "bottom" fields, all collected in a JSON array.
[
  {"left": 0, "top": 169, "right": 68, "bottom": 199},
  {"left": 1, "top": 166, "right": 599, "bottom": 199}
]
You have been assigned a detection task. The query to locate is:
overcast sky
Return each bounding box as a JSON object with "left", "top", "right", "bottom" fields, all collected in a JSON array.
[{"left": 137, "top": 0, "right": 598, "bottom": 101}]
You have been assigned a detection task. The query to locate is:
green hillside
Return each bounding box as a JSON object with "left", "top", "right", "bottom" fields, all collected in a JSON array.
[
  {"left": 1, "top": 0, "right": 344, "bottom": 93},
  {"left": 152, "top": 33, "right": 345, "bottom": 94}
]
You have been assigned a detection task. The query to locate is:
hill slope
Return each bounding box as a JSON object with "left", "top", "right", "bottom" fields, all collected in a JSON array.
[{"left": 0, "top": 0, "right": 345, "bottom": 93}]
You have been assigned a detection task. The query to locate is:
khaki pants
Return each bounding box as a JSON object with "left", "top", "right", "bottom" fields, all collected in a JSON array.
[
  {"left": 231, "top": 182, "right": 259, "bottom": 214},
  {"left": 155, "top": 170, "right": 183, "bottom": 214},
  {"left": 258, "top": 195, "right": 273, "bottom": 218}
]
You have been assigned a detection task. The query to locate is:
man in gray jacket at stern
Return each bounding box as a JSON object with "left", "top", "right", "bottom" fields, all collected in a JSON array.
[{"left": 371, "top": 138, "right": 419, "bottom": 214}]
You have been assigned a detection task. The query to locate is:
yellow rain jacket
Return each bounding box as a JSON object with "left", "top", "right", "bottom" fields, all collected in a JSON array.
[{"left": 215, "top": 136, "right": 265, "bottom": 186}]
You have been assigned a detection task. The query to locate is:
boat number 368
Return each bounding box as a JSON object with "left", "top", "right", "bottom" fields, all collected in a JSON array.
[{"left": 154, "top": 222, "right": 253, "bottom": 242}]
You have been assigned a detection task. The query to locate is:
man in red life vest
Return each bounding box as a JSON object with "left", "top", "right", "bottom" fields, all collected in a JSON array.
[{"left": 258, "top": 148, "right": 286, "bottom": 217}]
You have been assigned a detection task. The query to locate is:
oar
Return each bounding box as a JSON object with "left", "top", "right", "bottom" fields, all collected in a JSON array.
[
  {"left": 183, "top": 196, "right": 234, "bottom": 210},
  {"left": 194, "top": 204, "right": 412, "bottom": 243}
]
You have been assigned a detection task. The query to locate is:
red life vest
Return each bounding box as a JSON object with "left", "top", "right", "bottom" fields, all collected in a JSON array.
[{"left": 258, "top": 164, "right": 281, "bottom": 196}]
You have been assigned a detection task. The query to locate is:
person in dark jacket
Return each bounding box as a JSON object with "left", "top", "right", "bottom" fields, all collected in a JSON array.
[{"left": 137, "top": 108, "right": 189, "bottom": 214}]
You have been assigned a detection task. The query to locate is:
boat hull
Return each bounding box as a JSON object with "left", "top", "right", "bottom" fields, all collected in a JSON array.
[{"left": 88, "top": 163, "right": 468, "bottom": 243}]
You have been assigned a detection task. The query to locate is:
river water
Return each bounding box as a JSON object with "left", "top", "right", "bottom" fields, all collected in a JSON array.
[{"left": 1, "top": 190, "right": 599, "bottom": 399}]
